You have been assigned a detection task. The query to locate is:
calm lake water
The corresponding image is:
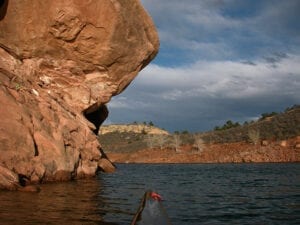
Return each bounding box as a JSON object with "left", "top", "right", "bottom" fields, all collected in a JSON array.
[{"left": 0, "top": 163, "right": 299, "bottom": 225}]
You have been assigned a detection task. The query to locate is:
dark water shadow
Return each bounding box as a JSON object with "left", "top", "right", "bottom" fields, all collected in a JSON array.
[
  {"left": 0, "top": 179, "right": 119, "bottom": 225},
  {"left": 0, "top": 0, "right": 8, "bottom": 21}
]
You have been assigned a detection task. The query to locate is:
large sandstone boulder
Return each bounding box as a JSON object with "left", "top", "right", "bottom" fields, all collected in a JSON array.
[{"left": 0, "top": 0, "right": 159, "bottom": 189}]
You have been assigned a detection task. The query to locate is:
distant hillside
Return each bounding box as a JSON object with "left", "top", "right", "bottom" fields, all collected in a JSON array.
[
  {"left": 99, "top": 105, "right": 300, "bottom": 154},
  {"left": 200, "top": 105, "right": 300, "bottom": 144},
  {"left": 98, "top": 124, "right": 169, "bottom": 153},
  {"left": 99, "top": 124, "right": 169, "bottom": 135}
]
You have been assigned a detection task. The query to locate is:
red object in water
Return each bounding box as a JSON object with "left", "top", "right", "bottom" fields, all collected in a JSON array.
[
  {"left": 151, "top": 192, "right": 162, "bottom": 201},
  {"left": 131, "top": 190, "right": 172, "bottom": 225}
]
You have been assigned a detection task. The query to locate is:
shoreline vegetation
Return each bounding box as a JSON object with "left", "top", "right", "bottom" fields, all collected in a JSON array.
[
  {"left": 106, "top": 140, "right": 300, "bottom": 164},
  {"left": 99, "top": 105, "right": 300, "bottom": 164}
]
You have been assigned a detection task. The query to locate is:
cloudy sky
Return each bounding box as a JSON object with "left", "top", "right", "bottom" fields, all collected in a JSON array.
[{"left": 106, "top": 0, "right": 300, "bottom": 132}]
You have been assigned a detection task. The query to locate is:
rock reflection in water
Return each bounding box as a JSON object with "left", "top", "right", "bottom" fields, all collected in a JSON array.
[{"left": 0, "top": 178, "right": 117, "bottom": 225}]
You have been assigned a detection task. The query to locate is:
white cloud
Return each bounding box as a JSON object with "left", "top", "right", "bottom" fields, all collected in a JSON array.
[
  {"left": 109, "top": 95, "right": 154, "bottom": 109},
  {"left": 138, "top": 54, "right": 300, "bottom": 101},
  {"left": 108, "top": 96, "right": 130, "bottom": 109},
  {"left": 108, "top": 54, "right": 300, "bottom": 131}
]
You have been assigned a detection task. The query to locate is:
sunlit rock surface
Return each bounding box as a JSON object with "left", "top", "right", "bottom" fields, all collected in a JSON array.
[{"left": 0, "top": 0, "right": 159, "bottom": 189}]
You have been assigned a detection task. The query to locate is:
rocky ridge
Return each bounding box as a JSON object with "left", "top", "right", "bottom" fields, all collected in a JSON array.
[
  {"left": 0, "top": 0, "right": 159, "bottom": 190},
  {"left": 100, "top": 124, "right": 169, "bottom": 135}
]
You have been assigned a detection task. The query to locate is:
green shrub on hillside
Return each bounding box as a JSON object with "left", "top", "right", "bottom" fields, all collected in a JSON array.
[
  {"left": 259, "top": 112, "right": 278, "bottom": 121},
  {"left": 204, "top": 105, "right": 300, "bottom": 143},
  {"left": 214, "top": 120, "right": 240, "bottom": 131}
]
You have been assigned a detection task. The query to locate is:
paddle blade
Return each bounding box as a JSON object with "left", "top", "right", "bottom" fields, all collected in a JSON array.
[{"left": 131, "top": 191, "right": 172, "bottom": 225}]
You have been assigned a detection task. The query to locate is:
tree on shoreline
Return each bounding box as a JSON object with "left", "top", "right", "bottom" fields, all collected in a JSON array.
[
  {"left": 193, "top": 134, "right": 205, "bottom": 152},
  {"left": 248, "top": 128, "right": 260, "bottom": 145},
  {"left": 173, "top": 134, "right": 182, "bottom": 152}
]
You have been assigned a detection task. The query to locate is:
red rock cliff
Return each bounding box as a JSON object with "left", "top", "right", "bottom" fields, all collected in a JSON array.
[{"left": 0, "top": 0, "right": 159, "bottom": 190}]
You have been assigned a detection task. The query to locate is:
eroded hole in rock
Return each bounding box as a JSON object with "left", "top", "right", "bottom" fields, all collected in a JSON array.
[
  {"left": 83, "top": 104, "right": 108, "bottom": 135},
  {"left": 0, "top": 0, "right": 8, "bottom": 21},
  {"left": 18, "top": 174, "right": 29, "bottom": 187}
]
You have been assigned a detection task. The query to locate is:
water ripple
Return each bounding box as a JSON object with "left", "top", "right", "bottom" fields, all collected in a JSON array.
[{"left": 0, "top": 163, "right": 299, "bottom": 225}]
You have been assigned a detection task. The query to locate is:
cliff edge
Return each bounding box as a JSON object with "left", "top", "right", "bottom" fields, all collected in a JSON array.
[{"left": 0, "top": 0, "right": 159, "bottom": 190}]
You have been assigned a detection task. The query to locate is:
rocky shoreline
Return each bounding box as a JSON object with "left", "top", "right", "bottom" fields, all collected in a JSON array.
[{"left": 107, "top": 138, "right": 300, "bottom": 164}]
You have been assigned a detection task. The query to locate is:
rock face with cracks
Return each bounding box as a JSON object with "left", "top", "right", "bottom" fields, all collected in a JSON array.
[{"left": 0, "top": 0, "right": 159, "bottom": 190}]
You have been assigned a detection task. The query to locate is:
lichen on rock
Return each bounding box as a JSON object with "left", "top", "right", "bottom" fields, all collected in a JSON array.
[{"left": 0, "top": 0, "right": 159, "bottom": 190}]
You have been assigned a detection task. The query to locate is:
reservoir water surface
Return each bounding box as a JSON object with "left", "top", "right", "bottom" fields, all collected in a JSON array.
[{"left": 0, "top": 163, "right": 299, "bottom": 225}]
